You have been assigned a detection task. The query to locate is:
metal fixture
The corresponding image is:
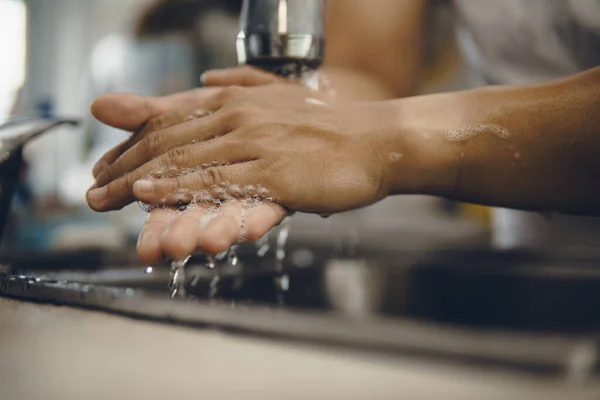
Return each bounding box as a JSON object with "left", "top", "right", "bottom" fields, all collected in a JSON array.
[{"left": 237, "top": 0, "right": 325, "bottom": 75}]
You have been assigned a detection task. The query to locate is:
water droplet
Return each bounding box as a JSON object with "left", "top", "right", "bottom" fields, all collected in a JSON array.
[
  {"left": 274, "top": 218, "right": 291, "bottom": 305},
  {"left": 305, "top": 97, "right": 328, "bottom": 107},
  {"left": 244, "top": 185, "right": 258, "bottom": 197},
  {"left": 211, "top": 186, "right": 226, "bottom": 199},
  {"left": 145, "top": 266, "right": 153, "bottom": 274},
  {"left": 388, "top": 152, "right": 402, "bottom": 163},
  {"left": 206, "top": 255, "right": 216, "bottom": 269}
]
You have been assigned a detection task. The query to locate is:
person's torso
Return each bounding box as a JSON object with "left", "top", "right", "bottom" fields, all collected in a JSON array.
[
  {"left": 451, "top": 0, "right": 600, "bottom": 248},
  {"left": 453, "top": 0, "right": 600, "bottom": 85}
]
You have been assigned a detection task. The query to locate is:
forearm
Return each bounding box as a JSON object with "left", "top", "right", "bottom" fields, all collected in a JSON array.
[
  {"left": 383, "top": 67, "right": 600, "bottom": 214},
  {"left": 320, "top": 0, "right": 427, "bottom": 102}
]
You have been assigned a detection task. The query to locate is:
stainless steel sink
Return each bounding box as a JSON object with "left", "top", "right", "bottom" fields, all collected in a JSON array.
[{"left": 2, "top": 233, "right": 600, "bottom": 386}]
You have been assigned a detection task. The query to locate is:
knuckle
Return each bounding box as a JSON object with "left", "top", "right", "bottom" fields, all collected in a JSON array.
[
  {"left": 165, "top": 146, "right": 189, "bottom": 166},
  {"left": 123, "top": 172, "right": 137, "bottom": 191},
  {"left": 144, "top": 132, "right": 164, "bottom": 156},
  {"left": 221, "top": 107, "right": 247, "bottom": 125},
  {"left": 221, "top": 85, "right": 247, "bottom": 99},
  {"left": 144, "top": 114, "right": 168, "bottom": 134},
  {"left": 103, "top": 165, "right": 115, "bottom": 182},
  {"left": 197, "top": 167, "right": 224, "bottom": 188},
  {"left": 227, "top": 138, "right": 250, "bottom": 153}
]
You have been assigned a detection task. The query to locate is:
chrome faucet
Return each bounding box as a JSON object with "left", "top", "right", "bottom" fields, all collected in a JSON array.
[{"left": 236, "top": 0, "right": 325, "bottom": 76}]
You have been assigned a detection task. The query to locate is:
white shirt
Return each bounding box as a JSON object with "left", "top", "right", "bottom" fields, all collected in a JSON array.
[{"left": 453, "top": 0, "right": 600, "bottom": 248}]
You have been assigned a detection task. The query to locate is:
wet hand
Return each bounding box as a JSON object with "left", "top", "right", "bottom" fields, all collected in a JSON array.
[
  {"left": 88, "top": 83, "right": 394, "bottom": 214},
  {"left": 137, "top": 201, "right": 286, "bottom": 264},
  {"left": 90, "top": 67, "right": 289, "bottom": 262},
  {"left": 89, "top": 66, "right": 280, "bottom": 179}
]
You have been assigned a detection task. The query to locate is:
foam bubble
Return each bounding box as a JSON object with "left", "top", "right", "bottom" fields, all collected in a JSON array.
[
  {"left": 445, "top": 124, "right": 511, "bottom": 142},
  {"left": 184, "top": 109, "right": 211, "bottom": 122}
]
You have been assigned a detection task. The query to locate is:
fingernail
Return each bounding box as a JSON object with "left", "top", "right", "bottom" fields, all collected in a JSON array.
[
  {"left": 87, "top": 187, "right": 107, "bottom": 203},
  {"left": 200, "top": 72, "right": 207, "bottom": 85},
  {"left": 92, "top": 160, "right": 107, "bottom": 178},
  {"left": 134, "top": 180, "right": 154, "bottom": 193}
]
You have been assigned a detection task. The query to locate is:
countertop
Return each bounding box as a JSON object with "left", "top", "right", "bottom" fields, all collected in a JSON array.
[{"left": 1, "top": 298, "right": 599, "bottom": 400}]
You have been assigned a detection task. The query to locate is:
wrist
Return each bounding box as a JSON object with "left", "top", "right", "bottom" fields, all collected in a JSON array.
[
  {"left": 319, "top": 66, "right": 397, "bottom": 101},
  {"left": 376, "top": 92, "right": 474, "bottom": 198}
]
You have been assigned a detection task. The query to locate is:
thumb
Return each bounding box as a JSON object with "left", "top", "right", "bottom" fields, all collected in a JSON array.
[
  {"left": 90, "top": 88, "right": 221, "bottom": 131},
  {"left": 91, "top": 93, "right": 161, "bottom": 131}
]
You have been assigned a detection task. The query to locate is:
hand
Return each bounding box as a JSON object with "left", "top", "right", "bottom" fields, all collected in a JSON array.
[
  {"left": 88, "top": 83, "right": 395, "bottom": 214},
  {"left": 90, "top": 66, "right": 281, "bottom": 179},
  {"left": 90, "top": 88, "right": 220, "bottom": 178},
  {"left": 90, "top": 67, "right": 290, "bottom": 262},
  {"left": 136, "top": 201, "right": 286, "bottom": 264}
]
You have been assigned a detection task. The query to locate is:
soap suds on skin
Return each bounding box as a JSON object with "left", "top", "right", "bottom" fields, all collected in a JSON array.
[{"left": 445, "top": 124, "right": 511, "bottom": 142}]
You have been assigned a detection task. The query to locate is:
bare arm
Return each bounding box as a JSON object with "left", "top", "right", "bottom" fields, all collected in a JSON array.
[
  {"left": 386, "top": 67, "right": 600, "bottom": 214},
  {"left": 321, "top": 0, "right": 428, "bottom": 100}
]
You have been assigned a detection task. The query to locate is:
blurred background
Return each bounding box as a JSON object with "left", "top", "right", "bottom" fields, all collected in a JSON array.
[
  {"left": 1, "top": 3, "right": 600, "bottom": 398},
  {"left": 0, "top": 0, "right": 488, "bottom": 254}
]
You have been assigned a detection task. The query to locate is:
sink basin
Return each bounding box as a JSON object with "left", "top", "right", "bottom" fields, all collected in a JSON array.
[{"left": 2, "top": 228, "right": 600, "bottom": 382}]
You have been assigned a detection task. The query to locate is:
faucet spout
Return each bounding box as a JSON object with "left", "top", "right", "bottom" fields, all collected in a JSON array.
[{"left": 236, "top": 0, "right": 325, "bottom": 76}]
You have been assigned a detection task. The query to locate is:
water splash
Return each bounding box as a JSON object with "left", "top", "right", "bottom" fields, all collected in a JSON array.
[
  {"left": 255, "top": 234, "right": 271, "bottom": 257},
  {"left": 274, "top": 218, "right": 291, "bottom": 305},
  {"left": 169, "top": 255, "right": 191, "bottom": 298}
]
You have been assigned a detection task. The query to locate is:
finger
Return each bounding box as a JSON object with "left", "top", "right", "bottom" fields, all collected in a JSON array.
[
  {"left": 90, "top": 88, "right": 221, "bottom": 131},
  {"left": 241, "top": 202, "right": 287, "bottom": 242},
  {"left": 91, "top": 139, "right": 130, "bottom": 178},
  {"left": 201, "top": 66, "right": 281, "bottom": 87},
  {"left": 94, "top": 110, "right": 233, "bottom": 188},
  {"left": 195, "top": 201, "right": 244, "bottom": 255},
  {"left": 92, "top": 107, "right": 207, "bottom": 178},
  {"left": 132, "top": 161, "right": 268, "bottom": 207},
  {"left": 159, "top": 206, "right": 210, "bottom": 260},
  {"left": 137, "top": 208, "right": 175, "bottom": 264},
  {"left": 91, "top": 89, "right": 222, "bottom": 177},
  {"left": 91, "top": 93, "right": 164, "bottom": 131},
  {"left": 88, "top": 139, "right": 257, "bottom": 211}
]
